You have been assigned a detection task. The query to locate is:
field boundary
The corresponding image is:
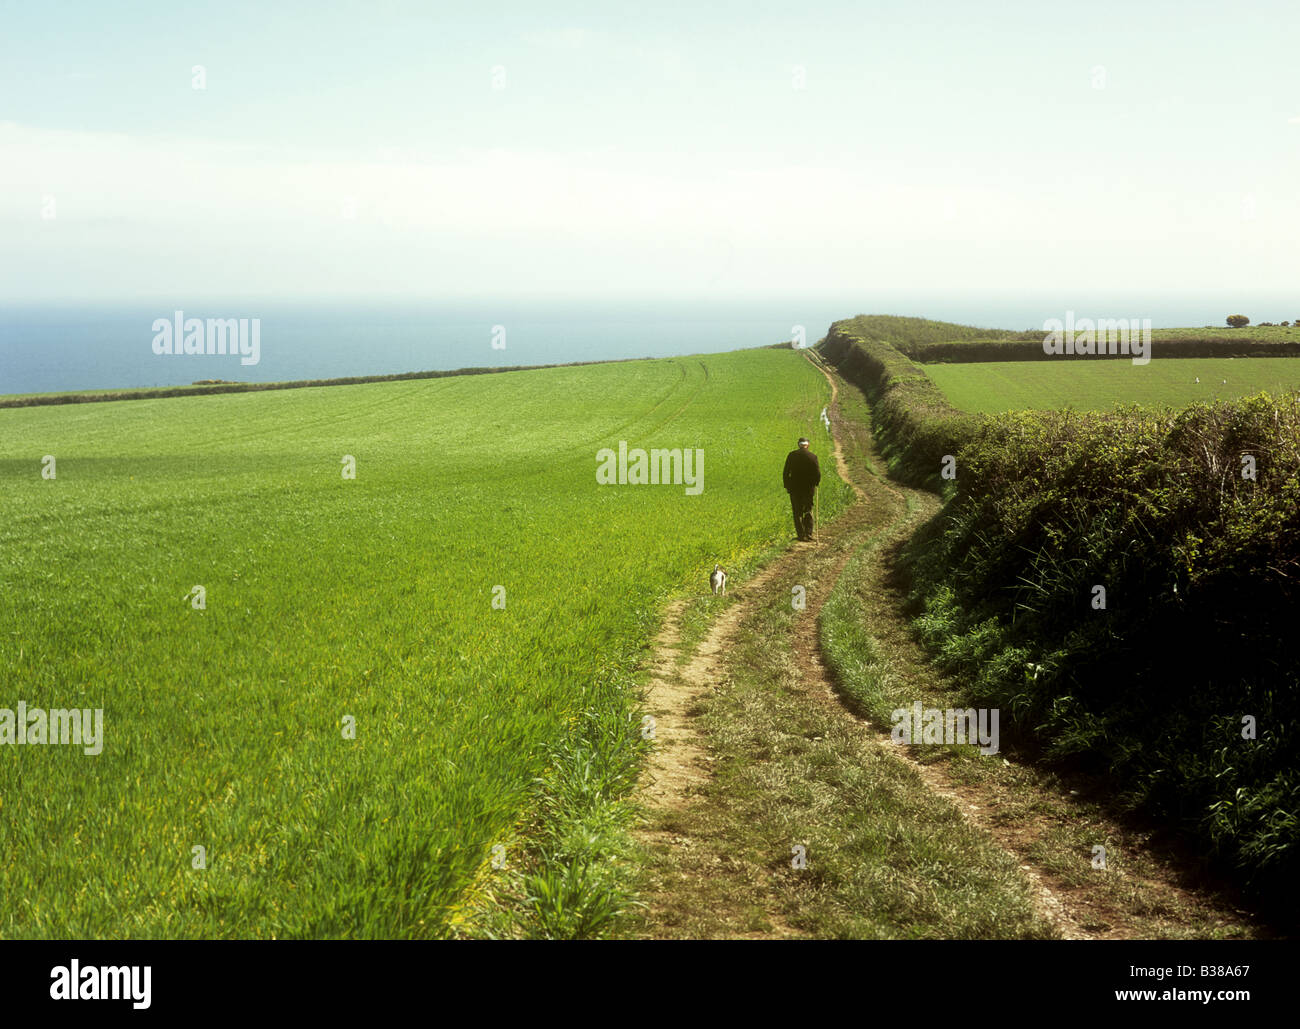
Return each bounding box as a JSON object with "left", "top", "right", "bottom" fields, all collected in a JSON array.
[{"left": 909, "top": 338, "right": 1300, "bottom": 364}]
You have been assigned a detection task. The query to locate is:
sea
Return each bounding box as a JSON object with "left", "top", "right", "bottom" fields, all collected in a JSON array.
[{"left": 2, "top": 291, "right": 1294, "bottom": 396}]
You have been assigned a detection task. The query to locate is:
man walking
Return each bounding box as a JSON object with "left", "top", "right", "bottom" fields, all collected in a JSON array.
[{"left": 783, "top": 437, "right": 822, "bottom": 541}]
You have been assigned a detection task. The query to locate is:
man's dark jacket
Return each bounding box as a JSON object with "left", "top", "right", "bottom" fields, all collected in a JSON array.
[{"left": 783, "top": 448, "right": 821, "bottom": 493}]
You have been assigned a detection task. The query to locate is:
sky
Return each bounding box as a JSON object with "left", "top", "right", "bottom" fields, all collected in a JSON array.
[{"left": 1, "top": 0, "right": 1297, "bottom": 302}]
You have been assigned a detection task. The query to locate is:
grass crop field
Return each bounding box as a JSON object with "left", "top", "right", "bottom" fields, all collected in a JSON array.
[
  {"left": 923, "top": 357, "right": 1300, "bottom": 413},
  {"left": 0, "top": 347, "right": 844, "bottom": 939}
]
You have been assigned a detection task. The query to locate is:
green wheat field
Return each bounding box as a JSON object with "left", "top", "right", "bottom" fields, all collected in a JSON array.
[
  {"left": 0, "top": 348, "right": 844, "bottom": 938},
  {"left": 924, "top": 357, "right": 1300, "bottom": 413}
]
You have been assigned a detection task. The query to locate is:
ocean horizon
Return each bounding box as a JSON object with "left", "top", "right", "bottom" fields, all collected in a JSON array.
[{"left": 3, "top": 291, "right": 1294, "bottom": 396}]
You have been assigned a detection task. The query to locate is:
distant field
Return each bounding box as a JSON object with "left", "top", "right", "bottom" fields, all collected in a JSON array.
[
  {"left": 0, "top": 348, "right": 841, "bottom": 938},
  {"left": 924, "top": 357, "right": 1300, "bottom": 413}
]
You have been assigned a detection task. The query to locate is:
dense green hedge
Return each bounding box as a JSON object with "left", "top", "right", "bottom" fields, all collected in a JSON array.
[
  {"left": 818, "top": 321, "right": 980, "bottom": 488},
  {"left": 911, "top": 337, "right": 1300, "bottom": 363},
  {"left": 820, "top": 316, "right": 1300, "bottom": 920}
]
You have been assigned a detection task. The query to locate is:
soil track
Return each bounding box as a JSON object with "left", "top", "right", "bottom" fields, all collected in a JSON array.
[{"left": 633, "top": 352, "right": 1264, "bottom": 940}]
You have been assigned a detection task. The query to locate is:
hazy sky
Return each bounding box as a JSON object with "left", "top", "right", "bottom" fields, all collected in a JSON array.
[{"left": 2, "top": 0, "right": 1297, "bottom": 301}]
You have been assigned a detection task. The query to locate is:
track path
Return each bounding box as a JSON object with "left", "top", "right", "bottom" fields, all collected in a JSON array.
[{"left": 632, "top": 352, "right": 1264, "bottom": 940}]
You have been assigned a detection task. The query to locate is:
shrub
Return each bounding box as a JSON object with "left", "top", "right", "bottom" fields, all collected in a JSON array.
[
  {"left": 899, "top": 395, "right": 1300, "bottom": 916},
  {"left": 1227, "top": 314, "right": 1251, "bottom": 327},
  {"left": 821, "top": 317, "right": 1300, "bottom": 920}
]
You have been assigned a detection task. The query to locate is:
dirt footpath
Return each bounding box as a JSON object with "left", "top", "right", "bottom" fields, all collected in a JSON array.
[{"left": 632, "top": 353, "right": 1268, "bottom": 940}]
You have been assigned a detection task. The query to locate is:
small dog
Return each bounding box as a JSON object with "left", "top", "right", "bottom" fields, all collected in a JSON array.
[{"left": 709, "top": 564, "right": 727, "bottom": 595}]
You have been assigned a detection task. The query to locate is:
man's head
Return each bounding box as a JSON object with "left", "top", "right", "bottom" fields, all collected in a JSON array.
[{"left": 798, "top": 437, "right": 810, "bottom": 450}]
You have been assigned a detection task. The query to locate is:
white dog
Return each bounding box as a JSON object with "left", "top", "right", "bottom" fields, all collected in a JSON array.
[{"left": 709, "top": 564, "right": 727, "bottom": 595}]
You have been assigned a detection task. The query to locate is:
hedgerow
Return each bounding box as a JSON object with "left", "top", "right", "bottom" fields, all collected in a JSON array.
[
  {"left": 819, "top": 317, "right": 1300, "bottom": 920},
  {"left": 818, "top": 322, "right": 980, "bottom": 488}
]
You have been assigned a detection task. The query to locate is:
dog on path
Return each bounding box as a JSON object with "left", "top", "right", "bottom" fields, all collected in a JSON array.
[{"left": 710, "top": 564, "right": 727, "bottom": 595}]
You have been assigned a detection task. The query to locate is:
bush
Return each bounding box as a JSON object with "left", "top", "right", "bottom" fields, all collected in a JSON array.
[
  {"left": 900, "top": 395, "right": 1300, "bottom": 917},
  {"left": 908, "top": 336, "right": 1300, "bottom": 363},
  {"left": 821, "top": 317, "right": 1300, "bottom": 920},
  {"left": 1227, "top": 314, "right": 1251, "bottom": 327}
]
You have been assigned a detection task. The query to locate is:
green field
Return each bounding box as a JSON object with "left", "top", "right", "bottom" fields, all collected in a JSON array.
[
  {"left": 0, "top": 348, "right": 842, "bottom": 938},
  {"left": 923, "top": 357, "right": 1300, "bottom": 413}
]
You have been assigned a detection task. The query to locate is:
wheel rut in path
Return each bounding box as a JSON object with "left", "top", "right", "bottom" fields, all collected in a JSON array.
[{"left": 634, "top": 353, "right": 1258, "bottom": 940}]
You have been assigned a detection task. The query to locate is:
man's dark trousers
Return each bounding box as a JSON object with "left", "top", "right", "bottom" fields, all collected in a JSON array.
[
  {"left": 790, "top": 488, "right": 815, "bottom": 540},
  {"left": 783, "top": 446, "right": 822, "bottom": 541}
]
